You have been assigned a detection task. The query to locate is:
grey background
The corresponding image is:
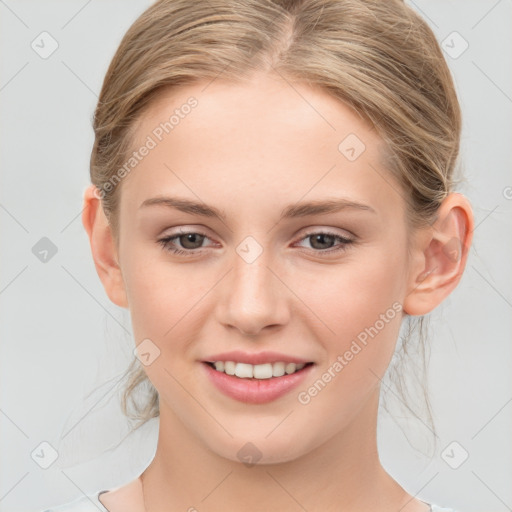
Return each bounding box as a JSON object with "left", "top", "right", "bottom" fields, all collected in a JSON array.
[{"left": 0, "top": 1, "right": 511, "bottom": 511}]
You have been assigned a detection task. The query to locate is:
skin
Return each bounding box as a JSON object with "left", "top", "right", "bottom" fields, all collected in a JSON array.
[{"left": 83, "top": 72, "right": 473, "bottom": 512}]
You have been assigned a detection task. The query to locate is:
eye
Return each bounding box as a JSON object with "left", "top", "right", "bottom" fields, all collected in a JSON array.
[
  {"left": 157, "top": 228, "right": 355, "bottom": 257},
  {"left": 157, "top": 229, "right": 214, "bottom": 256},
  {"left": 294, "top": 230, "right": 354, "bottom": 254}
]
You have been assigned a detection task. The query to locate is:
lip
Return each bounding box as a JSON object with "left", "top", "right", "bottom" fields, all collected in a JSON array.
[
  {"left": 203, "top": 350, "right": 311, "bottom": 365},
  {"left": 202, "top": 361, "right": 314, "bottom": 404}
]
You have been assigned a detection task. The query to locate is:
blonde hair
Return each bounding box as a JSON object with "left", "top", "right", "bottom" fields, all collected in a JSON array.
[{"left": 90, "top": 0, "right": 462, "bottom": 440}]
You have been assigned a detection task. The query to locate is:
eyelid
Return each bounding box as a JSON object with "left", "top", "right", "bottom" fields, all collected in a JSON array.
[
  {"left": 163, "top": 227, "right": 216, "bottom": 245},
  {"left": 159, "top": 226, "right": 354, "bottom": 244},
  {"left": 295, "top": 225, "right": 356, "bottom": 241},
  {"left": 158, "top": 226, "right": 356, "bottom": 257},
  {"left": 159, "top": 226, "right": 215, "bottom": 241}
]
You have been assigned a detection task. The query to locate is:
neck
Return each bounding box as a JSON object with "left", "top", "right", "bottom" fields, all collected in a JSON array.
[{"left": 141, "top": 389, "right": 407, "bottom": 512}]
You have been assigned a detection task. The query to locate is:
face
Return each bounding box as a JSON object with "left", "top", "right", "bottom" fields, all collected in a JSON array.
[{"left": 115, "top": 72, "right": 416, "bottom": 464}]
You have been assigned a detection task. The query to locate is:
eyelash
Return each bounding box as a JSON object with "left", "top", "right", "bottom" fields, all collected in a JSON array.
[{"left": 157, "top": 229, "right": 354, "bottom": 257}]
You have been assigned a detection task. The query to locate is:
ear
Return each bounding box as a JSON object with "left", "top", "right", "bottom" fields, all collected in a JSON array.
[
  {"left": 81, "top": 185, "right": 128, "bottom": 308},
  {"left": 403, "top": 192, "right": 474, "bottom": 316}
]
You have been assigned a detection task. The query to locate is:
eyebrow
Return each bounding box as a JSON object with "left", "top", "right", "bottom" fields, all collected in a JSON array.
[{"left": 139, "top": 196, "right": 376, "bottom": 222}]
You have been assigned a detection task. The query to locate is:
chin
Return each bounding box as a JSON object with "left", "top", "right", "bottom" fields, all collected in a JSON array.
[{"left": 203, "top": 430, "right": 316, "bottom": 467}]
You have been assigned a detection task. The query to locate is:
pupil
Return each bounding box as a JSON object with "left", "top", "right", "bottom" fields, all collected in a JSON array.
[
  {"left": 181, "top": 233, "right": 203, "bottom": 249},
  {"left": 312, "top": 234, "right": 333, "bottom": 250}
]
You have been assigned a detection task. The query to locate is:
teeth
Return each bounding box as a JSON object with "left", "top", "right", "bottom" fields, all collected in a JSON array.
[
  {"left": 285, "top": 363, "right": 296, "bottom": 374},
  {"left": 235, "top": 363, "right": 253, "bottom": 379},
  {"left": 224, "top": 361, "right": 236, "bottom": 376},
  {"left": 253, "top": 363, "right": 272, "bottom": 379},
  {"left": 272, "top": 362, "right": 285, "bottom": 377},
  {"left": 210, "top": 361, "right": 308, "bottom": 379}
]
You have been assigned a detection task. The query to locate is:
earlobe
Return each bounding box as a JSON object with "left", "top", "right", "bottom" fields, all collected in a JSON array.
[
  {"left": 81, "top": 185, "right": 129, "bottom": 308},
  {"left": 403, "top": 193, "right": 474, "bottom": 316}
]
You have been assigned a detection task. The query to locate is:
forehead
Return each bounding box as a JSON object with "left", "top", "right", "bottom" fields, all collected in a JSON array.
[{"left": 120, "top": 73, "right": 405, "bottom": 224}]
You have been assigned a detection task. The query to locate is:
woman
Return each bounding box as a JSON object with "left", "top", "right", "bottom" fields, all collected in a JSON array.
[{"left": 43, "top": 0, "right": 473, "bottom": 510}]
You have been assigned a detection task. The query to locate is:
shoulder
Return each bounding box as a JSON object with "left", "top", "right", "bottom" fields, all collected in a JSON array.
[{"left": 38, "top": 491, "right": 109, "bottom": 512}]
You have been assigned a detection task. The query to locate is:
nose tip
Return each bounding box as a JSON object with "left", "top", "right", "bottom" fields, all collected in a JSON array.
[{"left": 219, "top": 255, "right": 290, "bottom": 337}]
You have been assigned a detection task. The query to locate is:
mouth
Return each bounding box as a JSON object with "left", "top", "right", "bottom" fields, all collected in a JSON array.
[
  {"left": 204, "top": 360, "right": 313, "bottom": 379},
  {"left": 201, "top": 354, "right": 315, "bottom": 404}
]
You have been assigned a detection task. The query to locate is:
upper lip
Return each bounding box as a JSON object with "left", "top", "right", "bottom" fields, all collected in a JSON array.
[{"left": 203, "top": 350, "right": 312, "bottom": 365}]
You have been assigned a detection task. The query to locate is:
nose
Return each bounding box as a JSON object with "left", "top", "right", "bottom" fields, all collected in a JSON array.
[{"left": 217, "top": 246, "right": 290, "bottom": 337}]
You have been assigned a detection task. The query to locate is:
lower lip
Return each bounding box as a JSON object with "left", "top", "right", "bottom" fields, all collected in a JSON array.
[{"left": 202, "top": 362, "right": 313, "bottom": 404}]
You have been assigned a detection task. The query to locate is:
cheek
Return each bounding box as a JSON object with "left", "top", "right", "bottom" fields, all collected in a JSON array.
[
  {"left": 121, "top": 255, "right": 206, "bottom": 402},
  {"left": 125, "top": 268, "right": 189, "bottom": 339},
  {"left": 301, "top": 243, "right": 407, "bottom": 396},
  {"left": 121, "top": 244, "right": 213, "bottom": 350},
  {"left": 292, "top": 251, "right": 406, "bottom": 434},
  {"left": 308, "top": 244, "right": 406, "bottom": 334}
]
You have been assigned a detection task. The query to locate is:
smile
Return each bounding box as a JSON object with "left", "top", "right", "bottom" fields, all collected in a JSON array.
[
  {"left": 202, "top": 355, "right": 315, "bottom": 404},
  {"left": 206, "top": 361, "right": 311, "bottom": 379}
]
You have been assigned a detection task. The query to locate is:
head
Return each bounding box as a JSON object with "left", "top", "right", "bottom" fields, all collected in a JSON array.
[{"left": 83, "top": 0, "right": 473, "bottom": 464}]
